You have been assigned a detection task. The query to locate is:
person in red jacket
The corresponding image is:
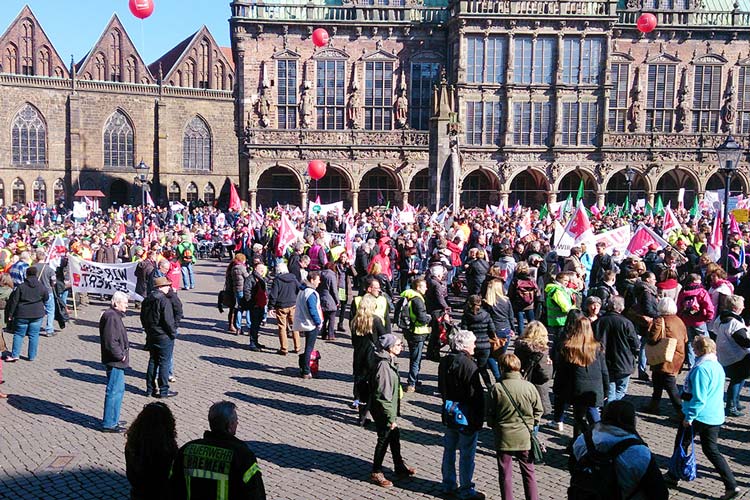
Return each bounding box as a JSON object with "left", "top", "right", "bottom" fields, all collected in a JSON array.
[
  {"left": 369, "top": 245, "right": 393, "bottom": 281},
  {"left": 676, "top": 273, "right": 715, "bottom": 369}
]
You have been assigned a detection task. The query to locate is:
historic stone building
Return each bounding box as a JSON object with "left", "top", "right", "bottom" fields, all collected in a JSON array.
[
  {"left": 231, "top": 0, "right": 750, "bottom": 211},
  {"left": 0, "top": 6, "right": 237, "bottom": 208}
]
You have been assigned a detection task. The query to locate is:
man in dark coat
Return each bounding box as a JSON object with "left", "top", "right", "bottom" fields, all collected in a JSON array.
[
  {"left": 589, "top": 241, "right": 617, "bottom": 289},
  {"left": 425, "top": 265, "right": 450, "bottom": 361},
  {"left": 595, "top": 296, "right": 639, "bottom": 402},
  {"left": 267, "top": 262, "right": 301, "bottom": 355},
  {"left": 140, "top": 276, "right": 178, "bottom": 398},
  {"left": 99, "top": 291, "right": 130, "bottom": 433},
  {"left": 170, "top": 401, "right": 266, "bottom": 500},
  {"left": 5, "top": 265, "right": 49, "bottom": 362},
  {"left": 438, "top": 329, "right": 485, "bottom": 500}
]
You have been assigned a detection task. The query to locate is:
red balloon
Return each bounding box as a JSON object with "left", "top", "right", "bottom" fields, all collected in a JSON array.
[
  {"left": 308, "top": 160, "right": 327, "bottom": 180},
  {"left": 312, "top": 28, "right": 329, "bottom": 48},
  {"left": 636, "top": 13, "right": 657, "bottom": 33},
  {"left": 129, "top": 0, "right": 154, "bottom": 20}
]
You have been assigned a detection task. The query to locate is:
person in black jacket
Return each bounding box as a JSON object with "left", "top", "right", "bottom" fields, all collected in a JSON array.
[
  {"left": 461, "top": 295, "right": 499, "bottom": 388},
  {"left": 464, "top": 248, "right": 489, "bottom": 297},
  {"left": 99, "top": 291, "right": 130, "bottom": 433},
  {"left": 318, "top": 263, "right": 340, "bottom": 341},
  {"left": 595, "top": 296, "right": 639, "bottom": 402},
  {"left": 552, "top": 315, "right": 609, "bottom": 437},
  {"left": 6, "top": 265, "right": 49, "bottom": 362},
  {"left": 140, "top": 277, "right": 178, "bottom": 398},
  {"left": 166, "top": 287, "right": 184, "bottom": 383},
  {"left": 268, "top": 263, "right": 301, "bottom": 355},
  {"left": 631, "top": 272, "right": 659, "bottom": 381},
  {"left": 438, "top": 329, "right": 485, "bottom": 500},
  {"left": 170, "top": 401, "right": 266, "bottom": 500},
  {"left": 589, "top": 242, "right": 617, "bottom": 289},
  {"left": 425, "top": 265, "right": 451, "bottom": 361}
]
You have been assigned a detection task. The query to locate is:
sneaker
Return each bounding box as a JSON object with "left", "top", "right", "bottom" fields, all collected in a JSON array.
[
  {"left": 275, "top": 349, "right": 287, "bottom": 356},
  {"left": 248, "top": 344, "right": 260, "bottom": 352},
  {"left": 556, "top": 422, "right": 564, "bottom": 432},
  {"left": 4, "top": 356, "right": 18, "bottom": 363},
  {"left": 637, "top": 372, "right": 651, "bottom": 382},
  {"left": 405, "top": 385, "right": 416, "bottom": 393},
  {"left": 168, "top": 375, "right": 176, "bottom": 383},
  {"left": 720, "top": 487, "right": 742, "bottom": 500},
  {"left": 726, "top": 407, "right": 745, "bottom": 418},
  {"left": 350, "top": 399, "right": 360, "bottom": 409},
  {"left": 370, "top": 472, "right": 392, "bottom": 488}
]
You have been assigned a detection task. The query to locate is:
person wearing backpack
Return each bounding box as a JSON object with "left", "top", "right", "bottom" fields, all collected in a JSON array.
[
  {"left": 508, "top": 262, "right": 538, "bottom": 334},
  {"left": 568, "top": 400, "right": 668, "bottom": 500},
  {"left": 676, "top": 273, "right": 714, "bottom": 370},
  {"left": 176, "top": 233, "right": 196, "bottom": 290},
  {"left": 587, "top": 270, "right": 618, "bottom": 312},
  {"left": 400, "top": 277, "right": 431, "bottom": 393},
  {"left": 246, "top": 263, "right": 268, "bottom": 352},
  {"left": 487, "top": 353, "right": 543, "bottom": 500}
]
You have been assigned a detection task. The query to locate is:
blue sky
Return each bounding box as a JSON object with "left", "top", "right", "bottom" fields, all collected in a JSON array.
[{"left": 0, "top": 1, "right": 232, "bottom": 65}]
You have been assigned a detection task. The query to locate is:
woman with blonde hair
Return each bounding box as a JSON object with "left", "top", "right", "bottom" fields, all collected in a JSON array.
[
  {"left": 552, "top": 315, "right": 609, "bottom": 436},
  {"left": 350, "top": 294, "right": 386, "bottom": 425},
  {"left": 514, "top": 321, "right": 553, "bottom": 417},
  {"left": 483, "top": 278, "right": 515, "bottom": 355}
]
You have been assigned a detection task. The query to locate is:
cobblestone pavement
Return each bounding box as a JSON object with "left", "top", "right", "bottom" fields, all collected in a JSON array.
[{"left": 0, "top": 261, "right": 748, "bottom": 499}]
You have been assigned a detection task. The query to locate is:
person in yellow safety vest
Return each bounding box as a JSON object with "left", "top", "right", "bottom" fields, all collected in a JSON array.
[
  {"left": 170, "top": 401, "right": 266, "bottom": 500},
  {"left": 350, "top": 275, "right": 391, "bottom": 334},
  {"left": 401, "top": 277, "right": 432, "bottom": 393}
]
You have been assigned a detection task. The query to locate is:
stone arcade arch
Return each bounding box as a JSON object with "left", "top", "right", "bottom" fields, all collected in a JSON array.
[
  {"left": 706, "top": 172, "right": 746, "bottom": 197},
  {"left": 656, "top": 169, "right": 698, "bottom": 208},
  {"left": 557, "top": 169, "right": 597, "bottom": 207},
  {"left": 358, "top": 167, "right": 401, "bottom": 210},
  {"left": 461, "top": 169, "right": 500, "bottom": 208},
  {"left": 409, "top": 169, "right": 430, "bottom": 209},
  {"left": 508, "top": 169, "right": 550, "bottom": 208},
  {"left": 605, "top": 169, "right": 648, "bottom": 206},
  {"left": 257, "top": 166, "right": 302, "bottom": 207},
  {"left": 308, "top": 165, "right": 352, "bottom": 207}
]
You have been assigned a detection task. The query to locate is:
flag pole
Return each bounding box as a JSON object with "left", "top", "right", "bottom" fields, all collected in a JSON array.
[{"left": 68, "top": 264, "right": 78, "bottom": 319}]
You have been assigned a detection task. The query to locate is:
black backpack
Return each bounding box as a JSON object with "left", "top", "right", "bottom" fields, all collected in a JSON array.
[
  {"left": 393, "top": 296, "right": 413, "bottom": 332},
  {"left": 568, "top": 431, "right": 643, "bottom": 500}
]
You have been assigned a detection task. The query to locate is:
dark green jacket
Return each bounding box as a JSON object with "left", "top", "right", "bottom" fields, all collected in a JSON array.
[{"left": 369, "top": 350, "right": 401, "bottom": 429}]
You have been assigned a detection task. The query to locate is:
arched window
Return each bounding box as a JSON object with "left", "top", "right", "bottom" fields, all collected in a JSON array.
[
  {"left": 204, "top": 183, "right": 215, "bottom": 204},
  {"left": 32, "top": 178, "right": 46, "bottom": 204},
  {"left": 110, "top": 30, "right": 122, "bottom": 82},
  {"left": 186, "top": 182, "right": 199, "bottom": 203},
  {"left": 53, "top": 178, "right": 65, "bottom": 203},
  {"left": 38, "top": 46, "right": 51, "bottom": 77},
  {"left": 199, "top": 40, "right": 210, "bottom": 88},
  {"left": 12, "top": 104, "right": 47, "bottom": 167},
  {"left": 125, "top": 56, "right": 137, "bottom": 83},
  {"left": 168, "top": 182, "right": 181, "bottom": 202},
  {"left": 0, "top": 179, "right": 5, "bottom": 206},
  {"left": 183, "top": 116, "right": 211, "bottom": 171},
  {"left": 54, "top": 66, "right": 64, "bottom": 78},
  {"left": 21, "top": 20, "right": 33, "bottom": 75},
  {"left": 94, "top": 52, "right": 107, "bottom": 81},
  {"left": 12, "top": 178, "right": 25, "bottom": 204},
  {"left": 104, "top": 111, "right": 134, "bottom": 168},
  {"left": 184, "top": 59, "right": 195, "bottom": 88},
  {"left": 5, "top": 43, "right": 18, "bottom": 73},
  {"left": 214, "top": 61, "right": 225, "bottom": 90}
]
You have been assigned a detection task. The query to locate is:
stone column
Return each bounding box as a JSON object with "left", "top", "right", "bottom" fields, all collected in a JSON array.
[
  {"left": 351, "top": 190, "right": 360, "bottom": 213},
  {"left": 548, "top": 191, "right": 558, "bottom": 204},
  {"left": 596, "top": 191, "right": 606, "bottom": 209},
  {"left": 647, "top": 191, "right": 655, "bottom": 206},
  {"left": 499, "top": 191, "right": 510, "bottom": 210},
  {"left": 402, "top": 190, "right": 409, "bottom": 209},
  {"left": 301, "top": 188, "right": 308, "bottom": 214},
  {"left": 249, "top": 189, "right": 257, "bottom": 211}
]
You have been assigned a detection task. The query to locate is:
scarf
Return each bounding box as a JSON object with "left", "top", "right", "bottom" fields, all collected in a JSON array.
[{"left": 683, "top": 352, "right": 718, "bottom": 395}]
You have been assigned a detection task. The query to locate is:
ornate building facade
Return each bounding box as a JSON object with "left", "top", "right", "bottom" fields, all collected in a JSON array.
[
  {"left": 0, "top": 6, "right": 237, "bottom": 208},
  {"left": 231, "top": 0, "right": 750, "bottom": 211}
]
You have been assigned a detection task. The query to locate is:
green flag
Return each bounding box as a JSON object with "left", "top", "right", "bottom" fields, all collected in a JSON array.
[
  {"left": 385, "top": 200, "right": 390, "bottom": 210},
  {"left": 539, "top": 203, "right": 549, "bottom": 219},
  {"left": 654, "top": 195, "right": 664, "bottom": 216},
  {"left": 576, "top": 179, "right": 585, "bottom": 203},
  {"left": 623, "top": 196, "right": 630, "bottom": 213},
  {"left": 689, "top": 197, "right": 699, "bottom": 218}
]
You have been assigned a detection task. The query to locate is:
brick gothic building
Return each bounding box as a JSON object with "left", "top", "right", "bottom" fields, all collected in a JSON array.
[
  {"left": 231, "top": 0, "right": 750, "bottom": 211},
  {"left": 0, "top": 6, "right": 237, "bottom": 208}
]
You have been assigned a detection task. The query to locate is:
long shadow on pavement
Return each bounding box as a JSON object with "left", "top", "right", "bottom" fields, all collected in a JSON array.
[
  {"left": 67, "top": 358, "right": 147, "bottom": 379},
  {"left": 55, "top": 367, "right": 143, "bottom": 394},
  {"left": 0, "top": 468, "right": 128, "bottom": 499},
  {"left": 226, "top": 391, "right": 352, "bottom": 425},
  {"left": 180, "top": 333, "right": 247, "bottom": 349},
  {"left": 246, "top": 440, "right": 445, "bottom": 497},
  {"left": 231, "top": 375, "right": 351, "bottom": 405},
  {"left": 7, "top": 394, "right": 102, "bottom": 431}
]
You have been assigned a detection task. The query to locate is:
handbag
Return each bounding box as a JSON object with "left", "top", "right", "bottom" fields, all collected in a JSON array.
[
  {"left": 499, "top": 380, "right": 545, "bottom": 464},
  {"left": 668, "top": 426, "right": 697, "bottom": 481},
  {"left": 488, "top": 336, "right": 507, "bottom": 359},
  {"left": 443, "top": 400, "right": 469, "bottom": 427},
  {"left": 645, "top": 337, "right": 678, "bottom": 365}
]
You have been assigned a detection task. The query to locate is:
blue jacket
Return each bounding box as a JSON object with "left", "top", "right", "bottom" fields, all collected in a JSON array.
[
  {"left": 682, "top": 355, "right": 725, "bottom": 426},
  {"left": 292, "top": 285, "right": 322, "bottom": 332}
]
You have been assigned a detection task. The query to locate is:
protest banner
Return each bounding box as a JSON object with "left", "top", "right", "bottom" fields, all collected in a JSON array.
[
  {"left": 732, "top": 209, "right": 750, "bottom": 223},
  {"left": 68, "top": 256, "right": 141, "bottom": 300},
  {"left": 308, "top": 200, "right": 344, "bottom": 216},
  {"left": 585, "top": 225, "right": 632, "bottom": 255}
]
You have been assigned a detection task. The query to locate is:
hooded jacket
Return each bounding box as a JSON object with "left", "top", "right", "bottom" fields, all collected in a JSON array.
[
  {"left": 676, "top": 282, "right": 714, "bottom": 327},
  {"left": 545, "top": 281, "right": 574, "bottom": 327},
  {"left": 6, "top": 276, "right": 48, "bottom": 320},
  {"left": 369, "top": 349, "right": 401, "bottom": 429},
  {"left": 596, "top": 311, "right": 640, "bottom": 379},
  {"left": 713, "top": 311, "right": 750, "bottom": 368},
  {"left": 268, "top": 272, "right": 301, "bottom": 309},
  {"left": 459, "top": 308, "right": 496, "bottom": 351},
  {"left": 369, "top": 246, "right": 393, "bottom": 279},
  {"left": 646, "top": 314, "right": 687, "bottom": 375}
]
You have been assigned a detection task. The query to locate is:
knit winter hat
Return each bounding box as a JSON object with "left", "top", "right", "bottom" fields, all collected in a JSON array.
[{"left": 378, "top": 334, "right": 400, "bottom": 351}]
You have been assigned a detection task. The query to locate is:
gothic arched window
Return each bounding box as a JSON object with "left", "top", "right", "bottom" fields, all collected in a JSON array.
[
  {"left": 183, "top": 116, "right": 211, "bottom": 171},
  {"left": 12, "top": 104, "right": 47, "bottom": 167},
  {"left": 103, "top": 111, "right": 134, "bottom": 168}
]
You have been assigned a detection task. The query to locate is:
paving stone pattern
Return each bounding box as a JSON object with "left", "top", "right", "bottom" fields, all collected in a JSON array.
[{"left": 0, "top": 262, "right": 747, "bottom": 499}]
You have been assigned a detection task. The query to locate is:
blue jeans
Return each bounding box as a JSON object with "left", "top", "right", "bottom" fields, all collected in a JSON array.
[
  {"left": 686, "top": 324, "right": 709, "bottom": 369},
  {"left": 102, "top": 366, "right": 125, "bottom": 429},
  {"left": 299, "top": 327, "right": 320, "bottom": 376},
  {"left": 516, "top": 309, "right": 535, "bottom": 335},
  {"left": 234, "top": 292, "right": 251, "bottom": 331},
  {"left": 44, "top": 293, "right": 55, "bottom": 334},
  {"left": 573, "top": 405, "right": 600, "bottom": 437},
  {"left": 180, "top": 263, "right": 195, "bottom": 289},
  {"left": 60, "top": 289, "right": 69, "bottom": 307},
  {"left": 638, "top": 335, "right": 648, "bottom": 376},
  {"left": 11, "top": 317, "right": 43, "bottom": 360},
  {"left": 407, "top": 335, "right": 427, "bottom": 387},
  {"left": 146, "top": 337, "right": 174, "bottom": 395},
  {"left": 168, "top": 329, "right": 178, "bottom": 377},
  {"left": 441, "top": 428, "right": 479, "bottom": 496},
  {"left": 608, "top": 375, "right": 631, "bottom": 402}
]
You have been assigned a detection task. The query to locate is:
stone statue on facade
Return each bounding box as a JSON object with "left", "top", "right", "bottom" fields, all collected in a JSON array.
[
  {"left": 721, "top": 69, "right": 736, "bottom": 133},
  {"left": 347, "top": 83, "right": 361, "bottom": 129},
  {"left": 395, "top": 87, "right": 409, "bottom": 129},
  {"left": 257, "top": 82, "right": 272, "bottom": 128},
  {"left": 299, "top": 81, "right": 315, "bottom": 129},
  {"left": 627, "top": 67, "right": 641, "bottom": 132},
  {"left": 675, "top": 67, "right": 689, "bottom": 132}
]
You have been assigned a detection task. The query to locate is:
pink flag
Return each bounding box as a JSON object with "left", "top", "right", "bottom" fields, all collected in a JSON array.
[
  {"left": 730, "top": 213, "right": 741, "bottom": 237},
  {"left": 229, "top": 183, "right": 242, "bottom": 211},
  {"left": 276, "top": 214, "right": 302, "bottom": 257},
  {"left": 590, "top": 204, "right": 601, "bottom": 219},
  {"left": 565, "top": 201, "right": 593, "bottom": 240},
  {"left": 707, "top": 213, "right": 723, "bottom": 261},
  {"left": 662, "top": 203, "right": 680, "bottom": 236},
  {"left": 519, "top": 210, "right": 532, "bottom": 238},
  {"left": 627, "top": 224, "right": 670, "bottom": 257}
]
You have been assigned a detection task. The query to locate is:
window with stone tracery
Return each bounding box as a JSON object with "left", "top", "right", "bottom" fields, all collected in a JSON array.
[
  {"left": 12, "top": 104, "right": 47, "bottom": 167},
  {"left": 183, "top": 116, "right": 211, "bottom": 171},
  {"left": 104, "top": 111, "right": 134, "bottom": 168}
]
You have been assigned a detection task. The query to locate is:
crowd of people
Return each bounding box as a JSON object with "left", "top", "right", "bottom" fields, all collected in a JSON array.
[{"left": 0, "top": 197, "right": 748, "bottom": 499}]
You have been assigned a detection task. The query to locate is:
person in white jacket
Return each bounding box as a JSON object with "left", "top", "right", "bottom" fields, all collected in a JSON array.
[
  {"left": 293, "top": 271, "right": 322, "bottom": 379},
  {"left": 712, "top": 294, "right": 750, "bottom": 417}
]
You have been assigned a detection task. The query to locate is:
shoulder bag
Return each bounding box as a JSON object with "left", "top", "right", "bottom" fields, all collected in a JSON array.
[{"left": 499, "top": 380, "right": 544, "bottom": 464}]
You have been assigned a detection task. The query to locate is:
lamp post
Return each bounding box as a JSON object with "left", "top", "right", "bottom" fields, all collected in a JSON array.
[
  {"left": 716, "top": 134, "right": 743, "bottom": 273},
  {"left": 303, "top": 172, "right": 311, "bottom": 237},
  {"left": 133, "top": 160, "right": 150, "bottom": 241},
  {"left": 35, "top": 175, "right": 43, "bottom": 205},
  {"left": 624, "top": 166, "right": 635, "bottom": 209}
]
